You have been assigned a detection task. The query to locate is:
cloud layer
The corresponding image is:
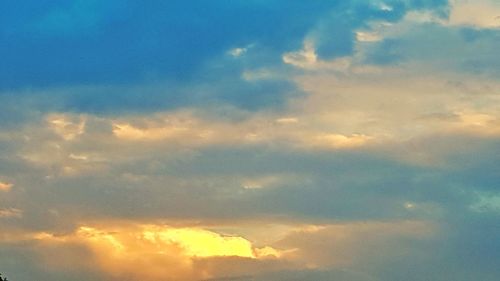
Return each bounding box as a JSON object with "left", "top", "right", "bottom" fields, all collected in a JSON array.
[{"left": 1, "top": 0, "right": 499, "bottom": 280}]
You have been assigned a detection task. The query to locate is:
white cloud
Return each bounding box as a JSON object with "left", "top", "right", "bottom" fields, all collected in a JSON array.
[
  {"left": 282, "top": 41, "right": 317, "bottom": 68},
  {"left": 378, "top": 2, "right": 394, "bottom": 12},
  {"left": 356, "top": 31, "right": 382, "bottom": 42},
  {"left": 229, "top": 47, "right": 247, "bottom": 57},
  {"left": 228, "top": 44, "right": 255, "bottom": 58}
]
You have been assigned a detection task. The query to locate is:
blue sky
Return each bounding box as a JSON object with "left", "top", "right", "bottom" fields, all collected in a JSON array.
[{"left": 0, "top": 1, "right": 499, "bottom": 280}]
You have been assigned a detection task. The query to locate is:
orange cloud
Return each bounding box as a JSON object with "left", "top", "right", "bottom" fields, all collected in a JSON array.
[
  {"left": 0, "top": 220, "right": 438, "bottom": 280},
  {"left": 30, "top": 223, "right": 282, "bottom": 281},
  {"left": 0, "top": 181, "right": 13, "bottom": 192}
]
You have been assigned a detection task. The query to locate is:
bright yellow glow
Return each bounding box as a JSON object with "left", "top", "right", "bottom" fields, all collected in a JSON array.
[
  {"left": 27, "top": 224, "right": 281, "bottom": 280},
  {"left": 141, "top": 226, "right": 255, "bottom": 258},
  {"left": 33, "top": 224, "right": 281, "bottom": 260},
  {"left": 2, "top": 221, "right": 435, "bottom": 280}
]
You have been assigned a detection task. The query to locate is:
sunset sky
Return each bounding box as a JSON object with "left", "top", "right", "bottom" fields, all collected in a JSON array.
[{"left": 1, "top": 1, "right": 499, "bottom": 280}]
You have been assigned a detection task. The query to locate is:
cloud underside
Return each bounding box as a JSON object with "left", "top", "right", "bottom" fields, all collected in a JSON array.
[
  {"left": 1, "top": 0, "right": 500, "bottom": 280},
  {"left": 1, "top": 220, "right": 436, "bottom": 281}
]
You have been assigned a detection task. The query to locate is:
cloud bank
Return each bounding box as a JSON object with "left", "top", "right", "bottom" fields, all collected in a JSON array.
[{"left": 1, "top": 0, "right": 499, "bottom": 280}]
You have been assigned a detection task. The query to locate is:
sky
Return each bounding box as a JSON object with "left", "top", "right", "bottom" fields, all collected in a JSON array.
[{"left": 0, "top": 0, "right": 499, "bottom": 280}]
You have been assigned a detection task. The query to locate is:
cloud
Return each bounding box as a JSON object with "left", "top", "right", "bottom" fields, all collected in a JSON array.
[
  {"left": 0, "top": 222, "right": 286, "bottom": 281},
  {"left": 361, "top": 15, "right": 500, "bottom": 75},
  {"left": 448, "top": 0, "right": 500, "bottom": 28},
  {"left": 0, "top": 0, "right": 450, "bottom": 114},
  {"left": 0, "top": 208, "right": 22, "bottom": 219},
  {"left": 0, "top": 219, "right": 443, "bottom": 281},
  {"left": 1, "top": 1, "right": 500, "bottom": 280},
  {"left": 0, "top": 1, "right": 333, "bottom": 90},
  {"left": 0, "top": 181, "right": 13, "bottom": 192}
]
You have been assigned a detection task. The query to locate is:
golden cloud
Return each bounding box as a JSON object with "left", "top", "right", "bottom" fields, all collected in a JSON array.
[{"left": 28, "top": 223, "right": 282, "bottom": 281}]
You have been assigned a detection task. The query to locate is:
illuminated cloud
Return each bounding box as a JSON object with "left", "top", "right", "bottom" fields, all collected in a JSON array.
[
  {"left": 2, "top": 223, "right": 284, "bottom": 281},
  {"left": 47, "top": 114, "right": 86, "bottom": 141},
  {"left": 0, "top": 0, "right": 499, "bottom": 280},
  {"left": 312, "top": 133, "right": 374, "bottom": 149},
  {"left": 356, "top": 31, "right": 383, "bottom": 42},
  {"left": 0, "top": 220, "right": 437, "bottom": 280},
  {"left": 282, "top": 41, "right": 318, "bottom": 68},
  {"left": 448, "top": 0, "right": 500, "bottom": 28},
  {"left": 0, "top": 181, "right": 13, "bottom": 192}
]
